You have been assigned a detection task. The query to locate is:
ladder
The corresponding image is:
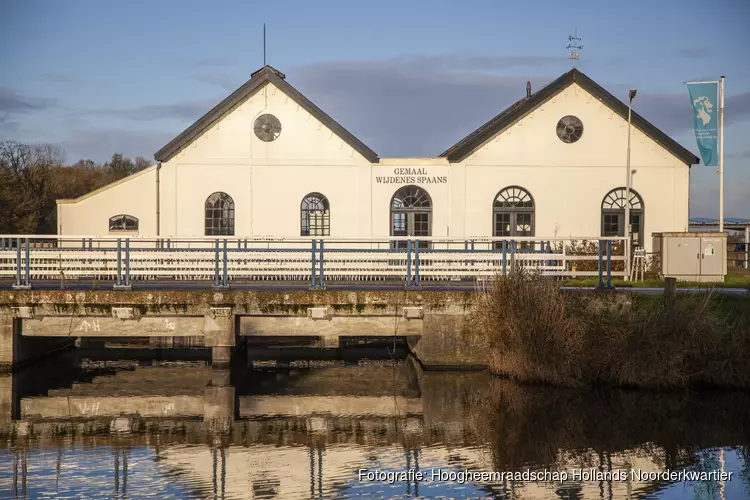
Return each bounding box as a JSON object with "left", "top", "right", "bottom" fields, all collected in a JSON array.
[{"left": 630, "top": 246, "right": 646, "bottom": 282}]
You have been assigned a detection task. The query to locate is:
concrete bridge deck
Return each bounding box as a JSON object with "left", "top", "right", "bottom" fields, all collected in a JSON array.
[{"left": 1, "top": 288, "right": 486, "bottom": 371}]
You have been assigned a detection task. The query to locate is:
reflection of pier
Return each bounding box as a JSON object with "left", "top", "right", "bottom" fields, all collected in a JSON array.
[{"left": 1, "top": 360, "right": 747, "bottom": 499}]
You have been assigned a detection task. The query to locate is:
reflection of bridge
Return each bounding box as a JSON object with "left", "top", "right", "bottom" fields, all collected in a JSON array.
[{"left": 1, "top": 361, "right": 721, "bottom": 499}]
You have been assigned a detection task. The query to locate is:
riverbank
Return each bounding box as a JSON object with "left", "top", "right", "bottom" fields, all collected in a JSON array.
[
  {"left": 562, "top": 267, "right": 750, "bottom": 289},
  {"left": 466, "top": 273, "right": 750, "bottom": 388}
]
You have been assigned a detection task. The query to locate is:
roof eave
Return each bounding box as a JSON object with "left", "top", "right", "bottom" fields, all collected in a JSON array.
[
  {"left": 440, "top": 69, "right": 699, "bottom": 167},
  {"left": 154, "top": 67, "right": 379, "bottom": 164}
]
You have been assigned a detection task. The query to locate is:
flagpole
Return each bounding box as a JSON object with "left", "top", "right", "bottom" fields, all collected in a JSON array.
[{"left": 719, "top": 76, "right": 725, "bottom": 233}]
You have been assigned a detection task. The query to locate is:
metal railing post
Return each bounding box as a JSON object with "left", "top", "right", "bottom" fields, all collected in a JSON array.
[
  {"left": 116, "top": 238, "right": 123, "bottom": 287},
  {"left": 606, "top": 240, "right": 613, "bottom": 288},
  {"left": 406, "top": 240, "right": 413, "bottom": 286},
  {"left": 24, "top": 237, "right": 30, "bottom": 287},
  {"left": 15, "top": 237, "right": 22, "bottom": 287},
  {"left": 502, "top": 240, "right": 507, "bottom": 276},
  {"left": 597, "top": 239, "right": 604, "bottom": 289},
  {"left": 414, "top": 240, "right": 421, "bottom": 287},
  {"left": 310, "top": 239, "right": 317, "bottom": 289},
  {"left": 510, "top": 240, "right": 516, "bottom": 272},
  {"left": 318, "top": 239, "right": 325, "bottom": 289},
  {"left": 214, "top": 239, "right": 220, "bottom": 288},
  {"left": 222, "top": 239, "right": 228, "bottom": 287},
  {"left": 124, "top": 239, "right": 130, "bottom": 287}
]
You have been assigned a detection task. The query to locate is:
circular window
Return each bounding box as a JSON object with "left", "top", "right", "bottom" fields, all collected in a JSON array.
[
  {"left": 556, "top": 115, "right": 583, "bottom": 143},
  {"left": 254, "top": 114, "right": 282, "bottom": 142}
]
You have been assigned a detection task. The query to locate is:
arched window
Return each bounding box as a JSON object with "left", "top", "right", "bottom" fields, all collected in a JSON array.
[
  {"left": 205, "top": 192, "right": 235, "bottom": 236},
  {"left": 109, "top": 214, "right": 138, "bottom": 232},
  {"left": 301, "top": 193, "right": 330, "bottom": 236},
  {"left": 493, "top": 186, "right": 534, "bottom": 237},
  {"left": 390, "top": 185, "right": 432, "bottom": 249},
  {"left": 601, "top": 188, "right": 644, "bottom": 247}
]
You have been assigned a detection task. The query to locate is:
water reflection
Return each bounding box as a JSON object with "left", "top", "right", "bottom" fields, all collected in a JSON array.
[{"left": 1, "top": 351, "right": 749, "bottom": 499}]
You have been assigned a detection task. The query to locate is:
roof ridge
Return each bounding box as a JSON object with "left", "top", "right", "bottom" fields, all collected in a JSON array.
[
  {"left": 154, "top": 66, "right": 378, "bottom": 163},
  {"left": 439, "top": 68, "right": 699, "bottom": 166}
]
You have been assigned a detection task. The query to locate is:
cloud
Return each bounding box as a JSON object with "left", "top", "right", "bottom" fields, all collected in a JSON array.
[
  {"left": 0, "top": 115, "right": 22, "bottom": 135},
  {"left": 107, "top": 99, "right": 217, "bottom": 121},
  {"left": 39, "top": 73, "right": 75, "bottom": 84},
  {"left": 287, "top": 56, "right": 750, "bottom": 157},
  {"left": 60, "top": 128, "right": 175, "bottom": 163},
  {"left": 192, "top": 73, "right": 241, "bottom": 92},
  {"left": 194, "top": 56, "right": 236, "bottom": 67},
  {"left": 289, "top": 58, "right": 540, "bottom": 156},
  {"left": 672, "top": 48, "right": 713, "bottom": 59},
  {"left": 0, "top": 86, "right": 57, "bottom": 114},
  {"left": 389, "top": 53, "right": 564, "bottom": 71},
  {"left": 636, "top": 90, "right": 750, "bottom": 136}
]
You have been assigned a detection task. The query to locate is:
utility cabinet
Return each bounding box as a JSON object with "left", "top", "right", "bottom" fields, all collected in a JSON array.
[{"left": 652, "top": 232, "right": 727, "bottom": 282}]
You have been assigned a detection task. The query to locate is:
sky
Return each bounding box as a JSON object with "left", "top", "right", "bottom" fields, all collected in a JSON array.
[{"left": 1, "top": 0, "right": 749, "bottom": 217}]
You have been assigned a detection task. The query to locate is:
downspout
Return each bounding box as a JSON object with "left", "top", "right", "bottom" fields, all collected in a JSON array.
[{"left": 156, "top": 161, "right": 161, "bottom": 236}]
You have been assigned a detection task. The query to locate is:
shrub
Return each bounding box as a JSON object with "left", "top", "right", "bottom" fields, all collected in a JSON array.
[{"left": 467, "top": 271, "right": 750, "bottom": 388}]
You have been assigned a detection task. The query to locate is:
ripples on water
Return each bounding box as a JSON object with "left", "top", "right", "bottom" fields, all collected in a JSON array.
[{"left": 1, "top": 350, "right": 749, "bottom": 499}]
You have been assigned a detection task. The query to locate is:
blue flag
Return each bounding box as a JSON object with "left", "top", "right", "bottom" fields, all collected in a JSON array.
[{"left": 687, "top": 82, "right": 719, "bottom": 166}]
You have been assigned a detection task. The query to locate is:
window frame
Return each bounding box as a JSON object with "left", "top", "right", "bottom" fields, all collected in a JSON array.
[
  {"left": 492, "top": 186, "right": 535, "bottom": 249},
  {"left": 601, "top": 187, "right": 645, "bottom": 247},
  {"left": 204, "top": 192, "right": 235, "bottom": 236},
  {"left": 390, "top": 185, "right": 432, "bottom": 249},
  {"left": 108, "top": 214, "right": 139, "bottom": 233},
  {"left": 300, "top": 192, "right": 331, "bottom": 237}
]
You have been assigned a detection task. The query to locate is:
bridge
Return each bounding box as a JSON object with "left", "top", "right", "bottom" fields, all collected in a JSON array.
[
  {"left": 1, "top": 235, "right": 627, "bottom": 290},
  {"left": 0, "top": 235, "right": 632, "bottom": 371},
  {"left": 1, "top": 235, "right": 745, "bottom": 372}
]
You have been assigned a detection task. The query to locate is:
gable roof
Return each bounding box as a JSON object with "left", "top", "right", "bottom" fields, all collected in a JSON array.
[
  {"left": 154, "top": 65, "right": 379, "bottom": 163},
  {"left": 439, "top": 68, "right": 700, "bottom": 166}
]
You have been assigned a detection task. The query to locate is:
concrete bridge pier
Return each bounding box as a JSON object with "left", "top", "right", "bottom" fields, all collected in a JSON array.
[
  {"left": 203, "top": 308, "right": 237, "bottom": 368},
  {"left": 203, "top": 369, "right": 235, "bottom": 435},
  {"left": 1, "top": 311, "right": 74, "bottom": 371}
]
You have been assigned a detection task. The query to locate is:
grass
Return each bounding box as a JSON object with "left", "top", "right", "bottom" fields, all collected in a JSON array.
[
  {"left": 563, "top": 267, "right": 750, "bottom": 289},
  {"left": 466, "top": 271, "right": 750, "bottom": 389}
]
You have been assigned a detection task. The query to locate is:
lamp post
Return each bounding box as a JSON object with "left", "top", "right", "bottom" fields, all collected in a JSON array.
[{"left": 625, "top": 88, "right": 637, "bottom": 281}]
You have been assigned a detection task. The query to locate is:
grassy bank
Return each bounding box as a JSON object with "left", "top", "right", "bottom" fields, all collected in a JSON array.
[
  {"left": 466, "top": 272, "right": 750, "bottom": 389},
  {"left": 563, "top": 267, "right": 750, "bottom": 288}
]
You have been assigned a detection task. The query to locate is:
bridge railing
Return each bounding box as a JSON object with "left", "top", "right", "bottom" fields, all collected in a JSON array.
[{"left": 0, "top": 235, "right": 627, "bottom": 289}]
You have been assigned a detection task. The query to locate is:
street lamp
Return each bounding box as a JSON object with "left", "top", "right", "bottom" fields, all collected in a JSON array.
[{"left": 625, "top": 88, "right": 637, "bottom": 280}]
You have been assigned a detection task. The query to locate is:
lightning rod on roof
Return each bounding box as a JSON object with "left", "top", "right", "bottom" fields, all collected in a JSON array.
[
  {"left": 566, "top": 29, "right": 583, "bottom": 67},
  {"left": 263, "top": 23, "right": 267, "bottom": 66}
]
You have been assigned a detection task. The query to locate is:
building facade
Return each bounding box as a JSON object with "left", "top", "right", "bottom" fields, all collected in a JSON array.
[{"left": 56, "top": 66, "right": 698, "bottom": 251}]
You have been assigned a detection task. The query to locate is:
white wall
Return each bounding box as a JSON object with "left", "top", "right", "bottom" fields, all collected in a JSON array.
[
  {"left": 455, "top": 82, "right": 690, "bottom": 251},
  {"left": 57, "top": 167, "right": 157, "bottom": 236},
  {"left": 55, "top": 81, "right": 691, "bottom": 253}
]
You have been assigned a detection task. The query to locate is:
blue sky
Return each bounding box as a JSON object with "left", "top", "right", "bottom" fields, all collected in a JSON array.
[{"left": 1, "top": 0, "right": 749, "bottom": 217}]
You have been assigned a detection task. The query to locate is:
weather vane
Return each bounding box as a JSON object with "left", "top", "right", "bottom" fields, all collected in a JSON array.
[{"left": 567, "top": 29, "right": 583, "bottom": 67}]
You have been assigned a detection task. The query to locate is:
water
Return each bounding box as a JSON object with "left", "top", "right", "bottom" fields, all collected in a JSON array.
[{"left": 1, "top": 350, "right": 749, "bottom": 499}]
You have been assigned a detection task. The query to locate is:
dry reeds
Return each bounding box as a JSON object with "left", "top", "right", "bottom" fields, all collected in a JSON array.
[{"left": 466, "top": 271, "right": 750, "bottom": 388}]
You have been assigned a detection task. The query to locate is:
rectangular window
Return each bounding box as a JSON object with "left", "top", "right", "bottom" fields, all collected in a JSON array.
[
  {"left": 494, "top": 213, "right": 511, "bottom": 237},
  {"left": 630, "top": 213, "right": 641, "bottom": 247},
  {"left": 306, "top": 210, "right": 330, "bottom": 236},
  {"left": 602, "top": 214, "right": 621, "bottom": 237}
]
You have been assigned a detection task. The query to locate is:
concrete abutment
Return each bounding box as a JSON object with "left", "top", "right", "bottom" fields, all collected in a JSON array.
[
  {"left": 1, "top": 312, "right": 74, "bottom": 371},
  {"left": 0, "top": 289, "right": 487, "bottom": 369}
]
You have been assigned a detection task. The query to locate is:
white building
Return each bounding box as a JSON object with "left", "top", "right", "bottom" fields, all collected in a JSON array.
[{"left": 56, "top": 65, "right": 698, "bottom": 251}]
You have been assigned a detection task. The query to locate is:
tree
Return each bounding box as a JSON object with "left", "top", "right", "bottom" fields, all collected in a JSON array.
[
  {"left": 0, "top": 140, "right": 64, "bottom": 233},
  {"left": 134, "top": 156, "right": 152, "bottom": 172},
  {"left": 1, "top": 142, "right": 151, "bottom": 234},
  {"left": 105, "top": 152, "right": 135, "bottom": 180}
]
